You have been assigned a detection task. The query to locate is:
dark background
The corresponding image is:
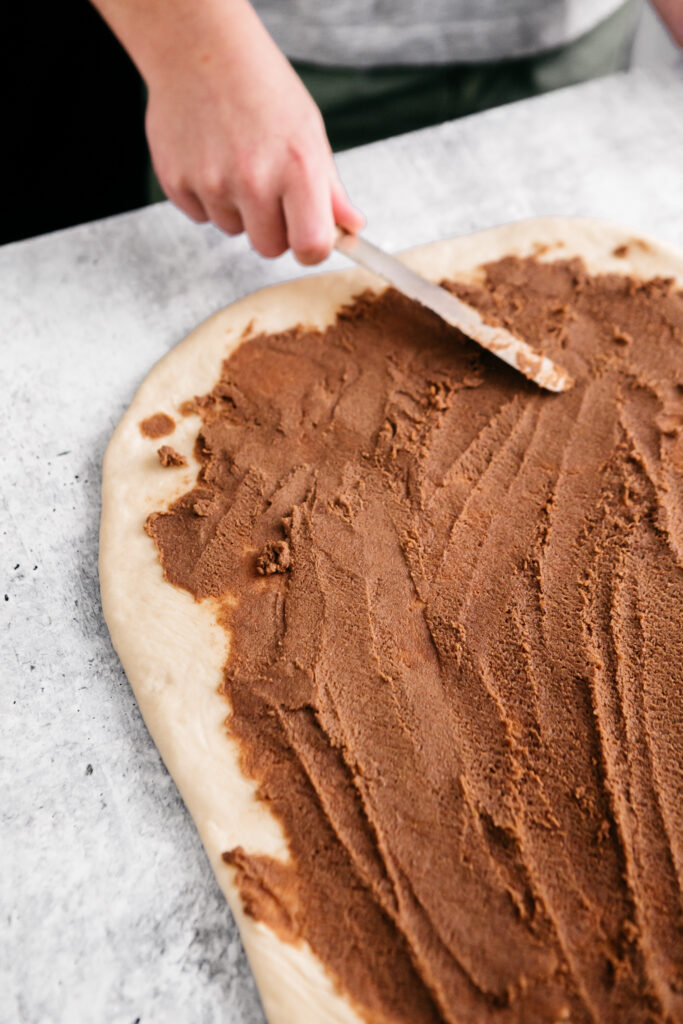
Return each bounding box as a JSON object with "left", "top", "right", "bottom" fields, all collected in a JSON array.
[{"left": 3, "top": 2, "right": 148, "bottom": 245}]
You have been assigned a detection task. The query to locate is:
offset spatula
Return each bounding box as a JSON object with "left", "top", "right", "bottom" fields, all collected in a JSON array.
[{"left": 334, "top": 229, "right": 573, "bottom": 393}]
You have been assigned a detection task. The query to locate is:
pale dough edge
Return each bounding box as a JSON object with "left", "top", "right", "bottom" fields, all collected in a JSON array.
[{"left": 99, "top": 217, "right": 683, "bottom": 1024}]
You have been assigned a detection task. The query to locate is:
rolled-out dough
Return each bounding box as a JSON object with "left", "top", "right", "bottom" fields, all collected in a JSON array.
[{"left": 99, "top": 218, "right": 683, "bottom": 1024}]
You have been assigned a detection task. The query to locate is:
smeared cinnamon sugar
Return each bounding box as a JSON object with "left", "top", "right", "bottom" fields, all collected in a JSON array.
[{"left": 146, "top": 256, "right": 683, "bottom": 1024}]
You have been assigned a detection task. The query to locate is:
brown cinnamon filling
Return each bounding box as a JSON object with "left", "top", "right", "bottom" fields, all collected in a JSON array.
[
  {"left": 157, "top": 445, "right": 187, "bottom": 468},
  {"left": 139, "top": 411, "right": 175, "bottom": 439},
  {"left": 146, "top": 256, "right": 683, "bottom": 1024}
]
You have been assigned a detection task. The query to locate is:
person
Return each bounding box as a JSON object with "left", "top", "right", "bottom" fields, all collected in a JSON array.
[{"left": 21, "top": 2, "right": 683, "bottom": 256}]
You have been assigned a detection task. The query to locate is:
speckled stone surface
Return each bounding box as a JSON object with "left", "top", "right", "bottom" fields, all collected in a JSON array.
[{"left": 2, "top": 63, "right": 683, "bottom": 1024}]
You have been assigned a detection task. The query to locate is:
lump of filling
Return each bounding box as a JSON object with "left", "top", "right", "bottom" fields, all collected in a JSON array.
[{"left": 157, "top": 445, "right": 187, "bottom": 468}]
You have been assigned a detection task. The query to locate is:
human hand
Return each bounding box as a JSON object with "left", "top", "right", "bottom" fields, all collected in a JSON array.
[
  {"left": 142, "top": 0, "right": 364, "bottom": 263},
  {"left": 91, "top": 0, "right": 363, "bottom": 264}
]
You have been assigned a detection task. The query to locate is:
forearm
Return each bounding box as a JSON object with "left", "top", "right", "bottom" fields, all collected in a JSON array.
[
  {"left": 89, "top": 0, "right": 271, "bottom": 86},
  {"left": 650, "top": 0, "right": 683, "bottom": 46}
]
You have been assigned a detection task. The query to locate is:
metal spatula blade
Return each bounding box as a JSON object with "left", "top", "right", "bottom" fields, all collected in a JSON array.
[{"left": 334, "top": 229, "right": 573, "bottom": 393}]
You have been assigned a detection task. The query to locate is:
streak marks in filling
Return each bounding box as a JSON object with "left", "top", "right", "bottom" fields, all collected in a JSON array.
[{"left": 146, "top": 256, "right": 683, "bottom": 1024}]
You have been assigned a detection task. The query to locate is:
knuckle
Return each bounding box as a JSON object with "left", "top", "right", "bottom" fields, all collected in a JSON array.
[
  {"left": 165, "top": 174, "right": 190, "bottom": 199},
  {"left": 235, "top": 154, "right": 268, "bottom": 202},
  {"left": 285, "top": 135, "right": 322, "bottom": 181},
  {"left": 202, "top": 167, "right": 229, "bottom": 202},
  {"left": 285, "top": 138, "right": 308, "bottom": 173}
]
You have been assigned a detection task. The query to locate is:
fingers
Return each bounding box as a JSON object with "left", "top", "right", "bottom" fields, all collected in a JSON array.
[
  {"left": 238, "top": 193, "right": 288, "bottom": 258},
  {"left": 166, "top": 171, "right": 361, "bottom": 264},
  {"left": 199, "top": 166, "right": 287, "bottom": 255},
  {"left": 158, "top": 154, "right": 361, "bottom": 264},
  {"left": 282, "top": 165, "right": 364, "bottom": 264},
  {"left": 164, "top": 178, "right": 247, "bottom": 242},
  {"left": 166, "top": 183, "right": 245, "bottom": 240},
  {"left": 203, "top": 201, "right": 244, "bottom": 237},
  {"left": 165, "top": 186, "right": 209, "bottom": 225},
  {"left": 282, "top": 158, "right": 336, "bottom": 265}
]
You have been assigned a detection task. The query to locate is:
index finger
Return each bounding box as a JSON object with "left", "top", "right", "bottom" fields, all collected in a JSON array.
[{"left": 282, "top": 159, "right": 336, "bottom": 266}]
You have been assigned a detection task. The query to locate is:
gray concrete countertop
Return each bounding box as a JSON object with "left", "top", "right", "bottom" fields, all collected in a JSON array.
[{"left": 2, "top": 64, "right": 683, "bottom": 1024}]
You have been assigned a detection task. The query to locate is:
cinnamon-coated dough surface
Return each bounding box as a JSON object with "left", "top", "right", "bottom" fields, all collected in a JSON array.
[{"left": 99, "top": 218, "right": 683, "bottom": 1024}]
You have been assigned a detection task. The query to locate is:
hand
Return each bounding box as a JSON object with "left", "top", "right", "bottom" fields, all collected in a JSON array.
[
  {"left": 92, "top": 0, "right": 364, "bottom": 264},
  {"left": 651, "top": 0, "right": 683, "bottom": 45}
]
